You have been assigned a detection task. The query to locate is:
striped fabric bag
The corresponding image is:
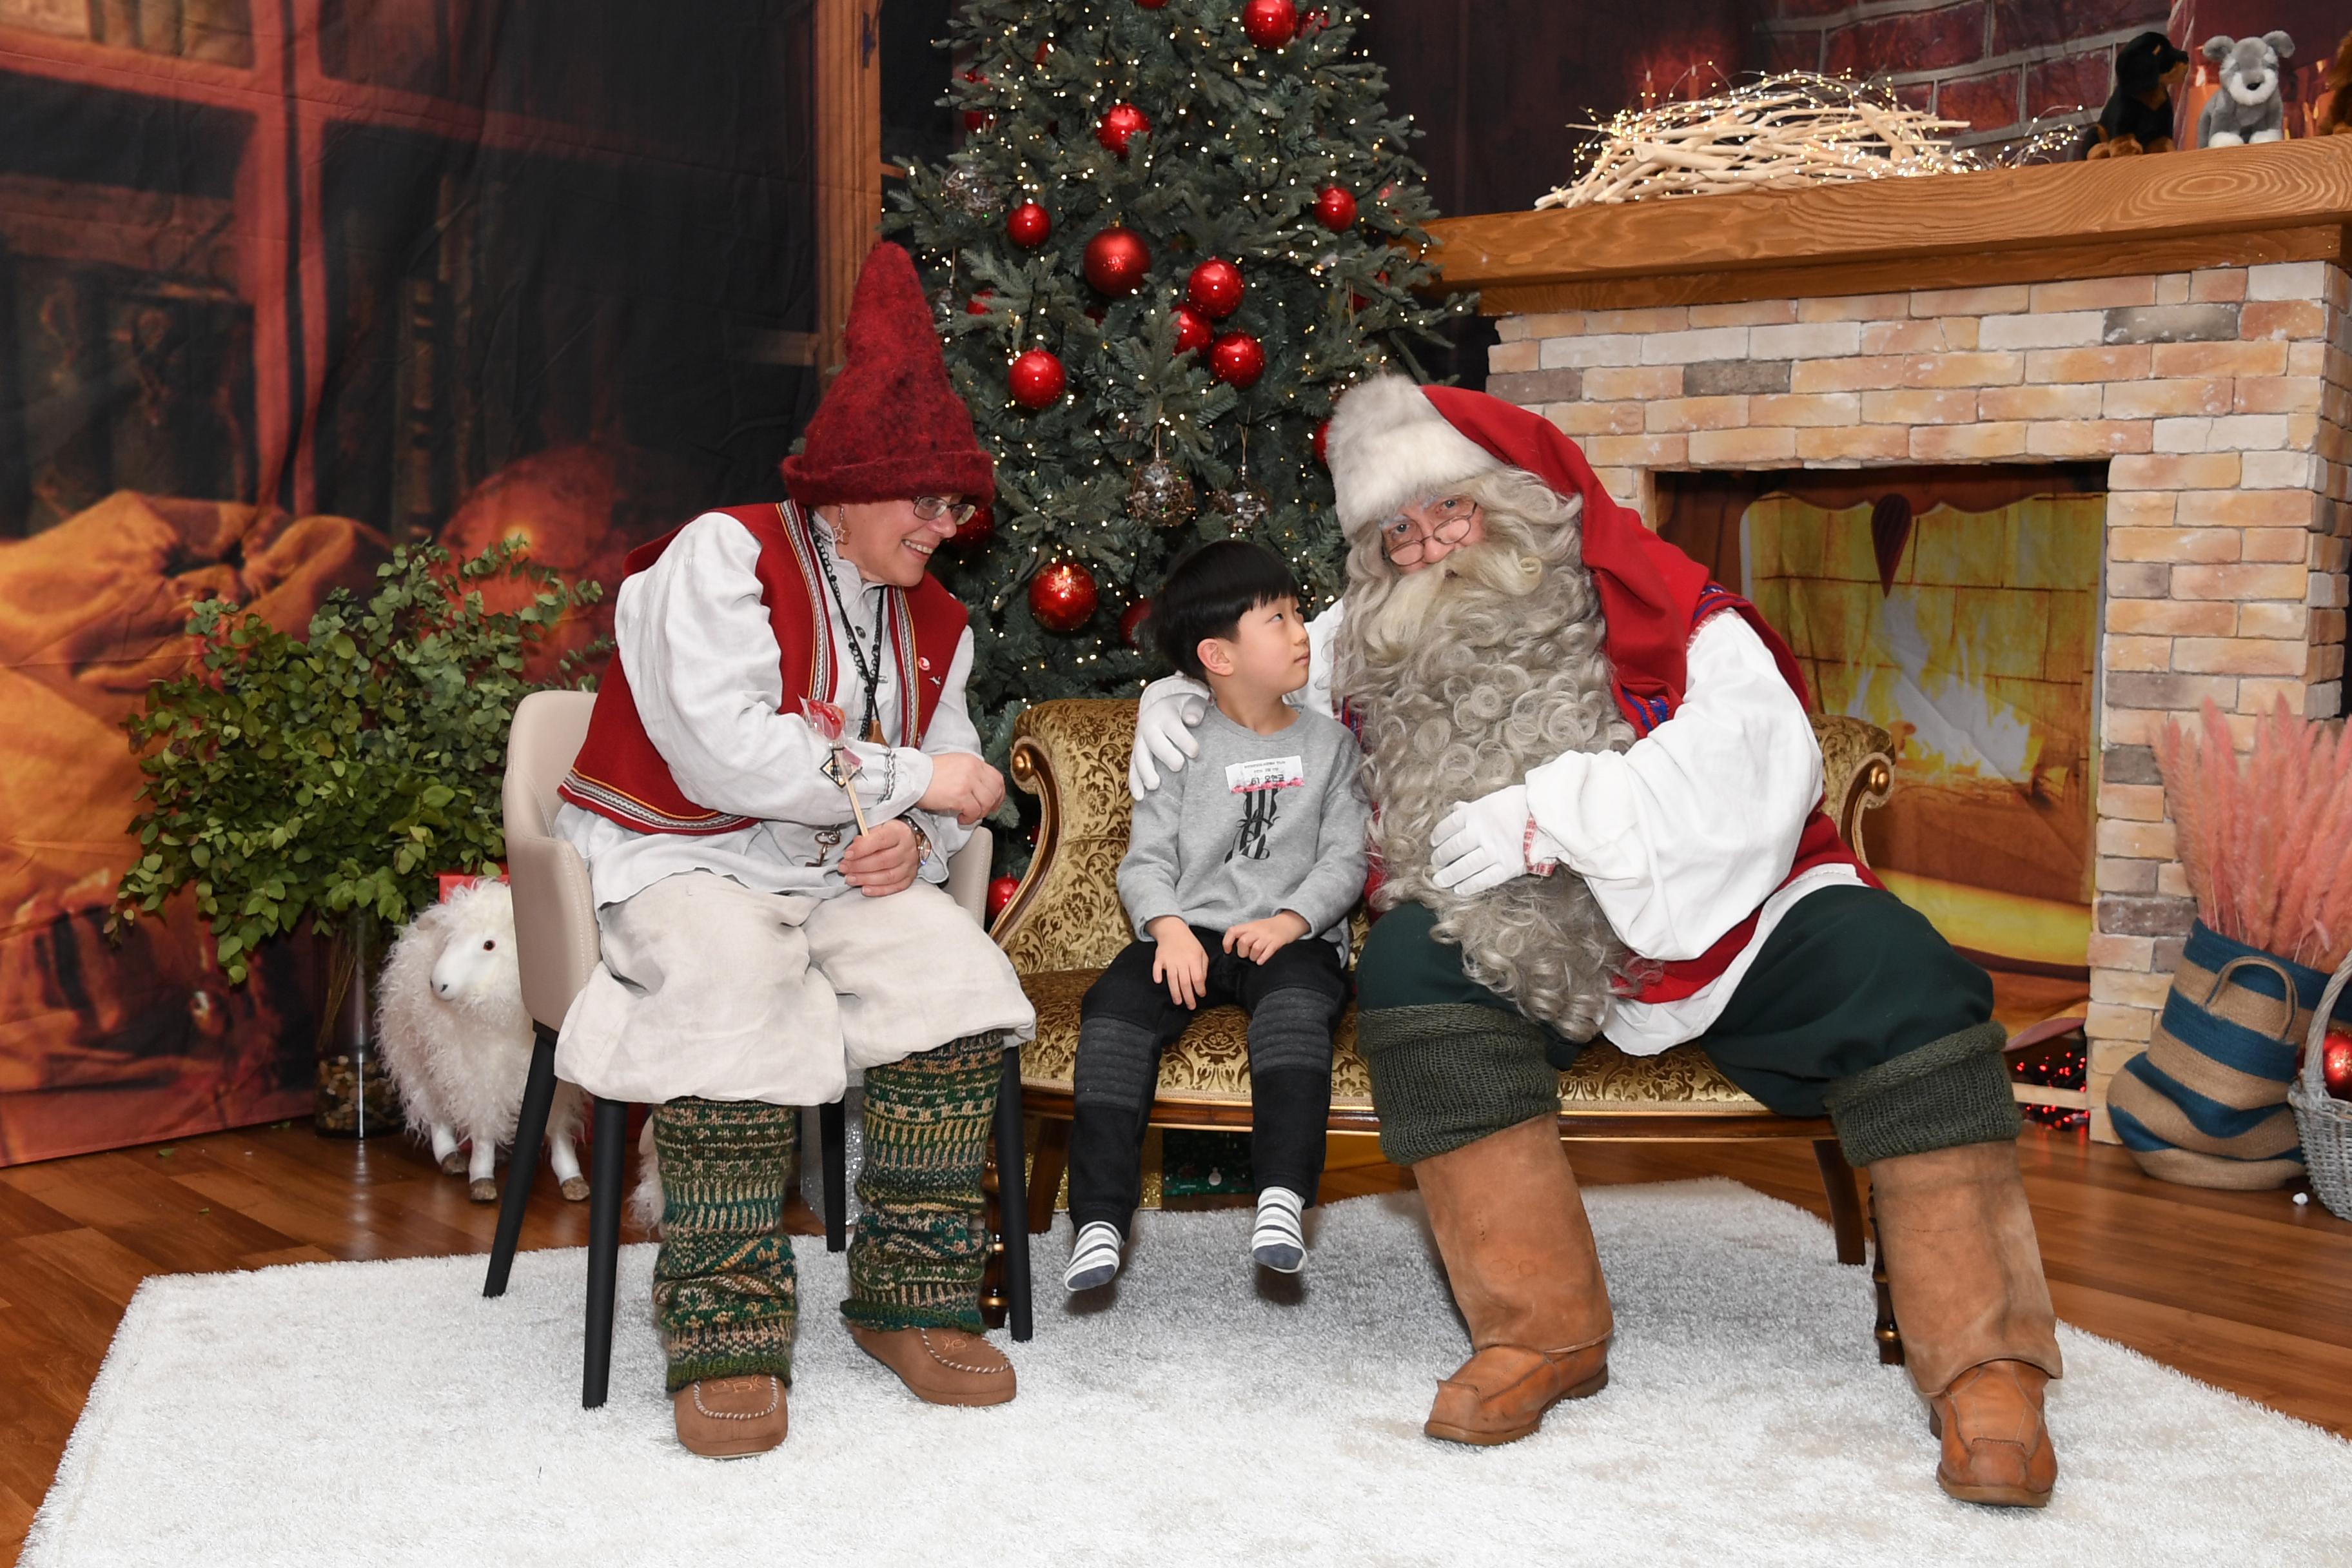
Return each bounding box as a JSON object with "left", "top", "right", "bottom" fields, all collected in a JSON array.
[{"left": 2109, "top": 921, "right": 2351, "bottom": 1189}]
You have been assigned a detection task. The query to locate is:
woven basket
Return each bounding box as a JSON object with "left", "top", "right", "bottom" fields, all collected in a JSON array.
[{"left": 2287, "top": 954, "right": 2352, "bottom": 1220}]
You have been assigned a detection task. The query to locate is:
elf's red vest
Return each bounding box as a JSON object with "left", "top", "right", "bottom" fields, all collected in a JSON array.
[{"left": 558, "top": 502, "right": 968, "bottom": 836}]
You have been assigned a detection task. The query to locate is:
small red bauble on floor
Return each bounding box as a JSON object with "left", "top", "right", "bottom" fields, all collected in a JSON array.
[
  {"left": 1313, "top": 185, "right": 1357, "bottom": 231},
  {"left": 1313, "top": 418, "right": 1330, "bottom": 465},
  {"left": 986, "top": 874, "right": 1020, "bottom": 923},
  {"left": 1211, "top": 332, "right": 1266, "bottom": 388},
  {"left": 1006, "top": 201, "right": 1052, "bottom": 248},
  {"left": 1030, "top": 560, "right": 1098, "bottom": 631},
  {"left": 1242, "top": 0, "right": 1297, "bottom": 48},
  {"left": 1008, "top": 348, "right": 1065, "bottom": 408},
  {"left": 1119, "top": 598, "right": 1153, "bottom": 649},
  {"left": 1171, "top": 305, "right": 1212, "bottom": 355},
  {"left": 2323, "top": 1028, "right": 2352, "bottom": 1101},
  {"left": 1186, "top": 257, "right": 1244, "bottom": 318},
  {"left": 1083, "top": 226, "right": 1151, "bottom": 295},
  {"left": 961, "top": 70, "right": 992, "bottom": 132},
  {"left": 1097, "top": 103, "right": 1152, "bottom": 157}
]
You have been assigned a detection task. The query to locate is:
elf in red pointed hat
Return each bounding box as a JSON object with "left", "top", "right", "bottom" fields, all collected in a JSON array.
[
  {"left": 1131, "top": 376, "right": 2061, "bottom": 1507},
  {"left": 553, "top": 242, "right": 1034, "bottom": 1455}
]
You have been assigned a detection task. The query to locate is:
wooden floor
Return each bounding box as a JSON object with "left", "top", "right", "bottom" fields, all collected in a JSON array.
[{"left": 3, "top": 1122, "right": 2349, "bottom": 1562}]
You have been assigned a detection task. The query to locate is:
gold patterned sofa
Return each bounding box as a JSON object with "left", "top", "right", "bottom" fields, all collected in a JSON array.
[{"left": 992, "top": 698, "right": 1896, "bottom": 1265}]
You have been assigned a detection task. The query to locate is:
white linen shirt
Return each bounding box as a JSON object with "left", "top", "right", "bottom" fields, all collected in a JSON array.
[
  {"left": 554, "top": 509, "right": 983, "bottom": 910},
  {"left": 1304, "top": 598, "right": 1863, "bottom": 1054}
]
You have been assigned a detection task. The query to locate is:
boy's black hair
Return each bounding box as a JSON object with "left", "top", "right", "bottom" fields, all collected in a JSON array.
[{"left": 1150, "top": 538, "right": 1301, "bottom": 680}]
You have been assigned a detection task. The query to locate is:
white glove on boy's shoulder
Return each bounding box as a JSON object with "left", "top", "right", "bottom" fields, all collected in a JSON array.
[{"left": 1129, "top": 674, "right": 1211, "bottom": 799}]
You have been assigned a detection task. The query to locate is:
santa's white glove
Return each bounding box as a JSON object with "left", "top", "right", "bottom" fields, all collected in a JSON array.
[
  {"left": 1431, "top": 785, "right": 1553, "bottom": 896},
  {"left": 1129, "top": 674, "right": 1211, "bottom": 799}
]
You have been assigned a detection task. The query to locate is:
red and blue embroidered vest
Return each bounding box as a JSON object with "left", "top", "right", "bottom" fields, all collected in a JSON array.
[{"left": 558, "top": 501, "right": 968, "bottom": 836}]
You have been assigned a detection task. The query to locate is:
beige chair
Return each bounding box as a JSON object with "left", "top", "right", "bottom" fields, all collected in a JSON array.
[
  {"left": 994, "top": 700, "right": 1899, "bottom": 1275},
  {"left": 484, "top": 689, "right": 1024, "bottom": 1407}
]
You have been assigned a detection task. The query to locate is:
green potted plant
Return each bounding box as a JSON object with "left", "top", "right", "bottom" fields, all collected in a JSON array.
[{"left": 112, "top": 540, "right": 602, "bottom": 1136}]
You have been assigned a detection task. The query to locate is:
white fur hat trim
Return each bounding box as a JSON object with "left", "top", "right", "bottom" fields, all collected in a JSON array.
[{"left": 1326, "top": 374, "right": 1501, "bottom": 537}]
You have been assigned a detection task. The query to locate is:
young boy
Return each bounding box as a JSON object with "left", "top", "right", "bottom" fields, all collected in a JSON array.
[{"left": 1065, "top": 540, "right": 1370, "bottom": 1291}]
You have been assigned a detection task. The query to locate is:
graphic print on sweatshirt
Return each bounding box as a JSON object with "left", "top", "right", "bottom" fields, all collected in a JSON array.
[{"left": 1225, "top": 755, "right": 1304, "bottom": 863}]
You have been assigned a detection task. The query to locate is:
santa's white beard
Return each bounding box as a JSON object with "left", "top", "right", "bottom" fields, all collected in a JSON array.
[{"left": 1338, "top": 538, "right": 1632, "bottom": 1041}]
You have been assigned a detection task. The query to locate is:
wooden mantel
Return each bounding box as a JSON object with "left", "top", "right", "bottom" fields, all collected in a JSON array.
[{"left": 1425, "top": 137, "right": 2352, "bottom": 315}]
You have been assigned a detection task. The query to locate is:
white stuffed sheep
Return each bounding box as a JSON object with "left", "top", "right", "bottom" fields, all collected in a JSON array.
[{"left": 377, "top": 880, "right": 588, "bottom": 1203}]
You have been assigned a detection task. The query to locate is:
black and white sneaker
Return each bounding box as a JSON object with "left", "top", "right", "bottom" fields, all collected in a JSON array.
[
  {"left": 1251, "top": 1187, "right": 1306, "bottom": 1274},
  {"left": 1064, "top": 1220, "right": 1124, "bottom": 1292}
]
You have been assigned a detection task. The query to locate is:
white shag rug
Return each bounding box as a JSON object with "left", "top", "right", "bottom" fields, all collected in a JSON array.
[{"left": 26, "top": 1180, "right": 2352, "bottom": 1567}]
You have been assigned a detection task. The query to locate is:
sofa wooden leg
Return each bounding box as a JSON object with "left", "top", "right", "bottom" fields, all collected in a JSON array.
[
  {"left": 1869, "top": 1185, "right": 1905, "bottom": 1366},
  {"left": 1028, "top": 1116, "right": 1070, "bottom": 1236},
  {"left": 1813, "top": 1139, "right": 1865, "bottom": 1266}
]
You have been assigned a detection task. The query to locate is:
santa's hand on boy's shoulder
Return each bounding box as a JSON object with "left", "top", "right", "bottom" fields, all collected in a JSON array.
[{"left": 1129, "top": 674, "right": 1211, "bottom": 799}]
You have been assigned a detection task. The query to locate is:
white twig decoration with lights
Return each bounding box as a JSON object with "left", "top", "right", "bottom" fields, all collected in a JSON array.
[{"left": 1538, "top": 74, "right": 2082, "bottom": 209}]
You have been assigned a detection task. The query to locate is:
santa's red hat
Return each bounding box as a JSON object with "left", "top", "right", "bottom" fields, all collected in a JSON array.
[{"left": 781, "top": 242, "right": 994, "bottom": 508}]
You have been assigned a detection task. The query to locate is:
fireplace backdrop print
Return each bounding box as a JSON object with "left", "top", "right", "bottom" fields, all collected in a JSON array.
[{"left": 1662, "top": 467, "right": 2104, "bottom": 974}]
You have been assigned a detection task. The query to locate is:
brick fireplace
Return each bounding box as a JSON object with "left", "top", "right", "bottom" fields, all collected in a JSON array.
[{"left": 1426, "top": 141, "right": 2352, "bottom": 1140}]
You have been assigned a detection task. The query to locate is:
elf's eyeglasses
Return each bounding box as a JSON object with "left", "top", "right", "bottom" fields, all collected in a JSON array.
[
  {"left": 912, "top": 496, "right": 979, "bottom": 525},
  {"left": 1378, "top": 496, "right": 1478, "bottom": 565}
]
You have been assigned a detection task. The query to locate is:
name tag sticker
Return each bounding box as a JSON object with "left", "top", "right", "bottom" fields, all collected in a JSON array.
[{"left": 1226, "top": 756, "right": 1306, "bottom": 793}]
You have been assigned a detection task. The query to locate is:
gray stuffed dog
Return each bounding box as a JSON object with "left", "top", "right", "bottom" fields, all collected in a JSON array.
[{"left": 2199, "top": 32, "right": 2297, "bottom": 146}]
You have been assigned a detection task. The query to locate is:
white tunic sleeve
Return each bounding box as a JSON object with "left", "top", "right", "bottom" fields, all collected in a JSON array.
[
  {"left": 1522, "top": 612, "right": 1821, "bottom": 961},
  {"left": 617, "top": 513, "right": 928, "bottom": 827}
]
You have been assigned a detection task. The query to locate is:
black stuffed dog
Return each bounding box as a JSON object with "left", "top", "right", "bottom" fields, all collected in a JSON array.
[{"left": 2079, "top": 30, "right": 2192, "bottom": 158}]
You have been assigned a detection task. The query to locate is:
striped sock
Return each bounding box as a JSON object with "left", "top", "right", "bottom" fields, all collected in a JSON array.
[
  {"left": 1064, "top": 1220, "right": 1124, "bottom": 1292},
  {"left": 1252, "top": 1186, "right": 1306, "bottom": 1274}
]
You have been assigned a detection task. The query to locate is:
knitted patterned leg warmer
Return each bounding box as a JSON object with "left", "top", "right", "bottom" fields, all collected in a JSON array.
[
  {"left": 651, "top": 1097, "right": 799, "bottom": 1393},
  {"left": 843, "top": 1031, "right": 1004, "bottom": 1333}
]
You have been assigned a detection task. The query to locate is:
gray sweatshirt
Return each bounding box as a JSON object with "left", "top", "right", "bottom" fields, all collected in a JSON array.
[{"left": 1117, "top": 703, "right": 1372, "bottom": 955}]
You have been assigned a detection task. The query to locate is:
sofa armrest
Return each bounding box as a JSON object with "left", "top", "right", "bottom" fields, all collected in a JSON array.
[
  {"left": 993, "top": 700, "right": 1145, "bottom": 974},
  {"left": 1808, "top": 712, "right": 1895, "bottom": 867}
]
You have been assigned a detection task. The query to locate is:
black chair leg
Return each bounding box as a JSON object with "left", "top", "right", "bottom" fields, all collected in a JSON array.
[
  {"left": 994, "top": 1047, "right": 1032, "bottom": 1343},
  {"left": 582, "top": 1095, "right": 628, "bottom": 1409},
  {"left": 484, "top": 1024, "right": 560, "bottom": 1298},
  {"left": 821, "top": 1098, "right": 848, "bottom": 1253}
]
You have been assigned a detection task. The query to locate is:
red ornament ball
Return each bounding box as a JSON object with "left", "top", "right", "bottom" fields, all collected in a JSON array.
[
  {"left": 1008, "top": 348, "right": 1066, "bottom": 409},
  {"left": 1242, "top": 0, "right": 1298, "bottom": 48},
  {"left": 1302, "top": 8, "right": 1330, "bottom": 34},
  {"left": 986, "top": 874, "right": 1020, "bottom": 924},
  {"left": 1097, "top": 102, "right": 1152, "bottom": 157},
  {"left": 1186, "top": 257, "right": 1244, "bottom": 318},
  {"left": 1172, "top": 305, "right": 1212, "bottom": 355},
  {"left": 1120, "top": 598, "right": 1153, "bottom": 650},
  {"left": 961, "top": 70, "right": 992, "bottom": 132},
  {"left": 1030, "top": 560, "right": 1099, "bottom": 632},
  {"left": 1314, "top": 185, "right": 1358, "bottom": 231},
  {"left": 2324, "top": 1028, "right": 2352, "bottom": 1102},
  {"left": 1083, "top": 226, "right": 1152, "bottom": 295},
  {"left": 1135, "top": 0, "right": 1167, "bottom": 7},
  {"left": 948, "top": 502, "right": 994, "bottom": 550},
  {"left": 1211, "top": 331, "right": 1266, "bottom": 388},
  {"left": 965, "top": 289, "right": 994, "bottom": 316},
  {"left": 1006, "top": 201, "right": 1052, "bottom": 248},
  {"left": 1313, "top": 418, "right": 1330, "bottom": 466}
]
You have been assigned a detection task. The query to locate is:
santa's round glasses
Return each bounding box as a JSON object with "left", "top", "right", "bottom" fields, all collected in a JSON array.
[
  {"left": 1379, "top": 496, "right": 1478, "bottom": 565},
  {"left": 912, "top": 496, "right": 979, "bottom": 525}
]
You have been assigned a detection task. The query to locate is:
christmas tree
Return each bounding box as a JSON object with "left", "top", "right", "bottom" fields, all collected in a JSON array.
[{"left": 886, "top": 0, "right": 1465, "bottom": 764}]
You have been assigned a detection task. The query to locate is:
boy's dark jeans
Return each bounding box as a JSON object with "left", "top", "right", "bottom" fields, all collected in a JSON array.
[{"left": 1068, "top": 927, "right": 1347, "bottom": 1237}]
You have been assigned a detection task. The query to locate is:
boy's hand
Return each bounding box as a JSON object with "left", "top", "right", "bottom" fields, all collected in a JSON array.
[
  {"left": 1224, "top": 911, "right": 1309, "bottom": 965},
  {"left": 1147, "top": 917, "right": 1209, "bottom": 1008}
]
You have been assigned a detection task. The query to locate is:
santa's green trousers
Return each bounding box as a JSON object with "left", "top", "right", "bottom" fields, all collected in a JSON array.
[
  {"left": 651, "top": 1031, "right": 1003, "bottom": 1393},
  {"left": 1353, "top": 885, "right": 2015, "bottom": 1169}
]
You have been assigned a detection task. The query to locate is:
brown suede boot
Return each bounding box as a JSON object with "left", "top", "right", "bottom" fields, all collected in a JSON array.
[
  {"left": 847, "top": 1324, "right": 1017, "bottom": 1407},
  {"left": 1413, "top": 1114, "right": 1613, "bottom": 1446},
  {"left": 671, "top": 1374, "right": 788, "bottom": 1458},
  {"left": 1871, "top": 1139, "right": 2063, "bottom": 1507}
]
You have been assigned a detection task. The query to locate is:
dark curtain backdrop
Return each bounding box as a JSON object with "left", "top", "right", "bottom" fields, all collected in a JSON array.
[{"left": 0, "top": 0, "right": 818, "bottom": 1164}]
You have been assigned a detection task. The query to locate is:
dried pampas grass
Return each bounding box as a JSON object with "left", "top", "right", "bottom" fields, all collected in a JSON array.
[
  {"left": 1538, "top": 73, "right": 2084, "bottom": 210},
  {"left": 2157, "top": 698, "right": 2352, "bottom": 971}
]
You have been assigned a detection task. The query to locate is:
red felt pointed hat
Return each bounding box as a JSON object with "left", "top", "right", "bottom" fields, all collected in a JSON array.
[{"left": 781, "top": 242, "right": 995, "bottom": 508}]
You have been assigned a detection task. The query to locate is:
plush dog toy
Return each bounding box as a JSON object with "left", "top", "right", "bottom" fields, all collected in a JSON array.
[
  {"left": 2199, "top": 32, "right": 2297, "bottom": 146},
  {"left": 2081, "top": 31, "right": 2192, "bottom": 158}
]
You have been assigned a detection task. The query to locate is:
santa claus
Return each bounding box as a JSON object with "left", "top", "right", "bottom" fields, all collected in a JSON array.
[
  {"left": 1131, "top": 377, "right": 2061, "bottom": 1509},
  {"left": 553, "top": 243, "right": 1035, "bottom": 1457}
]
